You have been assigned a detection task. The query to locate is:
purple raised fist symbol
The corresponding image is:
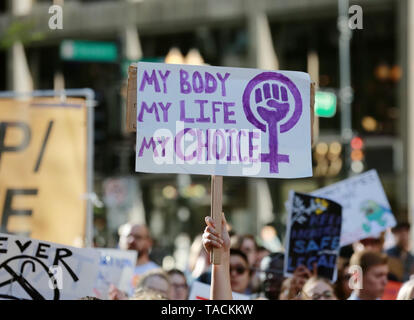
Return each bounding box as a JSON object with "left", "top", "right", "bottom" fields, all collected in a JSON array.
[{"left": 242, "top": 72, "right": 302, "bottom": 173}]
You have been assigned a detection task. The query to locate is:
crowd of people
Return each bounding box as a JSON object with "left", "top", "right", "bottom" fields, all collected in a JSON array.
[{"left": 105, "top": 217, "right": 414, "bottom": 300}]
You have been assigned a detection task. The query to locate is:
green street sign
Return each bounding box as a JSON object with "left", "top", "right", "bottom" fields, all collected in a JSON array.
[
  {"left": 60, "top": 40, "right": 118, "bottom": 62},
  {"left": 315, "top": 91, "right": 337, "bottom": 118}
]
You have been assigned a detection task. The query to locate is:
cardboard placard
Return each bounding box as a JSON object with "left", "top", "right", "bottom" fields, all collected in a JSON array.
[
  {"left": 188, "top": 280, "right": 250, "bottom": 300},
  {"left": 311, "top": 169, "right": 396, "bottom": 246},
  {"left": 93, "top": 249, "right": 137, "bottom": 300},
  {"left": 129, "top": 62, "right": 314, "bottom": 178},
  {"left": 0, "top": 233, "right": 100, "bottom": 300},
  {"left": 284, "top": 192, "right": 342, "bottom": 282},
  {"left": 0, "top": 98, "right": 87, "bottom": 246}
]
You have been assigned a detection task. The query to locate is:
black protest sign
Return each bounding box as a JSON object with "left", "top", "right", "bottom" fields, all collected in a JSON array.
[{"left": 284, "top": 192, "right": 342, "bottom": 281}]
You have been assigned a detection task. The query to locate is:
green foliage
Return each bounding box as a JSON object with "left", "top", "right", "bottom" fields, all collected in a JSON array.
[{"left": 0, "top": 20, "right": 44, "bottom": 49}]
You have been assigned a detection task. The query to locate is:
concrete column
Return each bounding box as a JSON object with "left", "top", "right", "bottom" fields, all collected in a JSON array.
[
  {"left": 247, "top": 179, "right": 274, "bottom": 236},
  {"left": 8, "top": 42, "right": 33, "bottom": 93},
  {"left": 12, "top": 0, "right": 32, "bottom": 16},
  {"left": 7, "top": 0, "right": 33, "bottom": 93},
  {"left": 247, "top": 1, "right": 279, "bottom": 70},
  {"left": 122, "top": 25, "right": 143, "bottom": 62}
]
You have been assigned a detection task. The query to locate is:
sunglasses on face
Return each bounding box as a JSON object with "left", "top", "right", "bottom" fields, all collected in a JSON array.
[{"left": 230, "top": 265, "right": 249, "bottom": 275}]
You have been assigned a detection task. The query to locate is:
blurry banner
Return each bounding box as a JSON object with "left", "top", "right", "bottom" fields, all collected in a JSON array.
[
  {"left": 311, "top": 169, "right": 396, "bottom": 246},
  {"left": 0, "top": 233, "right": 100, "bottom": 300},
  {"left": 284, "top": 192, "right": 342, "bottom": 282},
  {"left": 93, "top": 249, "right": 137, "bottom": 300},
  {"left": 0, "top": 98, "right": 87, "bottom": 246},
  {"left": 135, "top": 62, "right": 312, "bottom": 178},
  {"left": 188, "top": 280, "right": 250, "bottom": 300},
  {"left": 103, "top": 176, "right": 146, "bottom": 232}
]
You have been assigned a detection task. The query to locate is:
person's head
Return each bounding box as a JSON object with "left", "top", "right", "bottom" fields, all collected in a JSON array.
[
  {"left": 350, "top": 250, "right": 388, "bottom": 300},
  {"left": 279, "top": 277, "right": 292, "bottom": 300},
  {"left": 392, "top": 222, "right": 410, "bottom": 251},
  {"left": 396, "top": 279, "right": 414, "bottom": 300},
  {"left": 229, "top": 248, "right": 251, "bottom": 294},
  {"left": 354, "top": 233, "right": 385, "bottom": 253},
  {"left": 260, "top": 252, "right": 285, "bottom": 300},
  {"left": 119, "top": 223, "right": 153, "bottom": 257},
  {"left": 78, "top": 296, "right": 100, "bottom": 300},
  {"left": 131, "top": 287, "right": 168, "bottom": 300},
  {"left": 334, "top": 258, "right": 352, "bottom": 300},
  {"left": 255, "top": 246, "right": 270, "bottom": 269},
  {"left": 167, "top": 269, "right": 189, "bottom": 300},
  {"left": 136, "top": 269, "right": 171, "bottom": 299},
  {"left": 301, "top": 276, "right": 337, "bottom": 300},
  {"left": 231, "top": 234, "right": 258, "bottom": 268}
]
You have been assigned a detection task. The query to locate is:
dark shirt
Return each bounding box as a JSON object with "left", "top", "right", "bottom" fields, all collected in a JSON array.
[{"left": 386, "top": 246, "right": 414, "bottom": 282}]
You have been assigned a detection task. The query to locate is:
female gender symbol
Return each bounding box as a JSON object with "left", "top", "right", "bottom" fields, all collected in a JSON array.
[{"left": 242, "top": 72, "right": 303, "bottom": 173}]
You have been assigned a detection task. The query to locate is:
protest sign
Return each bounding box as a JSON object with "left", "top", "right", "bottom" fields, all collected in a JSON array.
[
  {"left": 135, "top": 62, "right": 312, "bottom": 178},
  {"left": 0, "top": 98, "right": 87, "bottom": 246},
  {"left": 188, "top": 280, "right": 250, "bottom": 300},
  {"left": 93, "top": 249, "right": 137, "bottom": 300},
  {"left": 284, "top": 192, "right": 342, "bottom": 281},
  {"left": 103, "top": 177, "right": 146, "bottom": 234},
  {"left": 311, "top": 169, "right": 396, "bottom": 246},
  {"left": 0, "top": 233, "right": 100, "bottom": 300}
]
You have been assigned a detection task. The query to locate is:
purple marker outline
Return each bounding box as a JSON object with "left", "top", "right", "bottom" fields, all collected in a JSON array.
[
  {"left": 242, "top": 72, "right": 303, "bottom": 173},
  {"left": 242, "top": 72, "right": 302, "bottom": 133}
]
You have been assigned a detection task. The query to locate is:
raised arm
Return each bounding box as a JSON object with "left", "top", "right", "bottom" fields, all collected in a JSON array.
[{"left": 202, "top": 213, "right": 232, "bottom": 300}]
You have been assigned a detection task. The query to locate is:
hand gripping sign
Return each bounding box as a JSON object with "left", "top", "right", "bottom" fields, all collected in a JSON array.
[{"left": 133, "top": 62, "right": 312, "bottom": 179}]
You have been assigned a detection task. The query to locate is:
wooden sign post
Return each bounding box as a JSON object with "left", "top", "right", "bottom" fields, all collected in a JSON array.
[{"left": 210, "top": 175, "right": 223, "bottom": 265}]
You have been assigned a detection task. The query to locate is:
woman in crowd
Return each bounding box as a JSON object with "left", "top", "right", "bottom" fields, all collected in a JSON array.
[
  {"left": 229, "top": 248, "right": 252, "bottom": 294},
  {"left": 108, "top": 268, "right": 171, "bottom": 300},
  {"left": 134, "top": 268, "right": 172, "bottom": 300},
  {"left": 201, "top": 213, "right": 319, "bottom": 300},
  {"left": 334, "top": 258, "right": 353, "bottom": 300},
  {"left": 167, "top": 269, "right": 189, "bottom": 300},
  {"left": 300, "top": 276, "right": 338, "bottom": 300}
]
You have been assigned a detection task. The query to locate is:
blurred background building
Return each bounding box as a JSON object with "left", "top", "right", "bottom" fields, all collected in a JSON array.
[{"left": 0, "top": 0, "right": 412, "bottom": 266}]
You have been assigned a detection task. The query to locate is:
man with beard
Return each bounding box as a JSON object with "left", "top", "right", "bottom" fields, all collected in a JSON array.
[
  {"left": 119, "top": 223, "right": 159, "bottom": 288},
  {"left": 109, "top": 223, "right": 159, "bottom": 299}
]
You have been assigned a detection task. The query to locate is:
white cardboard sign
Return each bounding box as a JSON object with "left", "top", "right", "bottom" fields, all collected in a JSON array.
[
  {"left": 0, "top": 233, "right": 100, "bottom": 300},
  {"left": 311, "top": 169, "right": 396, "bottom": 246},
  {"left": 135, "top": 62, "right": 312, "bottom": 178},
  {"left": 93, "top": 249, "right": 137, "bottom": 300},
  {"left": 188, "top": 280, "right": 250, "bottom": 300}
]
